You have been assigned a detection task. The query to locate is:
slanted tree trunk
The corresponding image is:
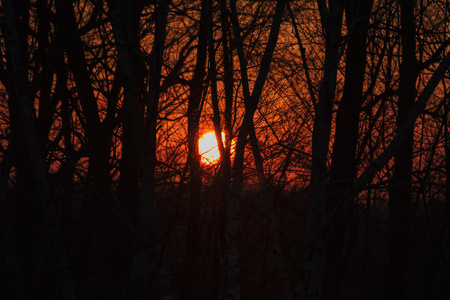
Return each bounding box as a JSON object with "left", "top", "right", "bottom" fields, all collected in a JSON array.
[
  {"left": 351, "top": 52, "right": 450, "bottom": 195},
  {"left": 55, "top": 0, "right": 115, "bottom": 282},
  {"left": 316, "top": 48, "right": 450, "bottom": 300},
  {"left": 387, "top": 1, "right": 418, "bottom": 298},
  {"left": 227, "top": 1, "right": 289, "bottom": 298},
  {"left": 3, "top": 0, "right": 75, "bottom": 298},
  {"left": 248, "top": 123, "right": 293, "bottom": 300},
  {"left": 323, "top": 1, "right": 373, "bottom": 298},
  {"left": 54, "top": 0, "right": 104, "bottom": 157}
]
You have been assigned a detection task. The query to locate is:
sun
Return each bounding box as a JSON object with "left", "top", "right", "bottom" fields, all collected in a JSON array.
[{"left": 199, "top": 131, "right": 225, "bottom": 164}]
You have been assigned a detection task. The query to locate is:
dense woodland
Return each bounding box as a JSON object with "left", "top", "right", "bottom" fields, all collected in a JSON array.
[{"left": 1, "top": 0, "right": 450, "bottom": 299}]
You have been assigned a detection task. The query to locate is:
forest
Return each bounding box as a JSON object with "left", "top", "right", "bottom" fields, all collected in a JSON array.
[{"left": 1, "top": 0, "right": 450, "bottom": 299}]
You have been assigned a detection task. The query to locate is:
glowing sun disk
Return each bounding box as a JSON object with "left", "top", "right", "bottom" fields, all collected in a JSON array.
[{"left": 199, "top": 131, "right": 225, "bottom": 164}]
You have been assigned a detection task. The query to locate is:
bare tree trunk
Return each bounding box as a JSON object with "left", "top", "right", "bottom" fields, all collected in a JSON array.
[
  {"left": 3, "top": 0, "right": 75, "bottom": 298},
  {"left": 115, "top": 1, "right": 147, "bottom": 226},
  {"left": 302, "top": 44, "right": 450, "bottom": 300},
  {"left": 2, "top": 1, "right": 36, "bottom": 295},
  {"left": 220, "top": 1, "right": 234, "bottom": 157},
  {"left": 35, "top": 0, "right": 59, "bottom": 155},
  {"left": 444, "top": 106, "right": 450, "bottom": 261},
  {"left": 301, "top": 1, "right": 344, "bottom": 299},
  {"left": 207, "top": 0, "right": 235, "bottom": 298},
  {"left": 185, "top": 2, "right": 207, "bottom": 296},
  {"left": 387, "top": 1, "right": 418, "bottom": 298},
  {"left": 323, "top": 1, "right": 373, "bottom": 298},
  {"left": 54, "top": 0, "right": 102, "bottom": 142},
  {"left": 108, "top": 0, "right": 173, "bottom": 298},
  {"left": 248, "top": 124, "right": 293, "bottom": 300},
  {"left": 227, "top": 1, "right": 289, "bottom": 298},
  {"left": 1, "top": 168, "right": 25, "bottom": 299},
  {"left": 55, "top": 1, "right": 115, "bottom": 282},
  {"left": 350, "top": 52, "right": 450, "bottom": 194},
  {"left": 307, "top": 35, "right": 450, "bottom": 300},
  {"left": 206, "top": 1, "right": 234, "bottom": 296},
  {"left": 138, "top": 3, "right": 173, "bottom": 298}
]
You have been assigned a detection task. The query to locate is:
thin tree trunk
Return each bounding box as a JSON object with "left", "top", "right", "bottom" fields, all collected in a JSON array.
[
  {"left": 2, "top": 1, "right": 37, "bottom": 294},
  {"left": 107, "top": 0, "right": 173, "bottom": 298},
  {"left": 227, "top": 1, "right": 289, "bottom": 298},
  {"left": 54, "top": 0, "right": 101, "bottom": 140},
  {"left": 443, "top": 105, "right": 450, "bottom": 263},
  {"left": 35, "top": 0, "right": 59, "bottom": 155},
  {"left": 3, "top": 0, "right": 76, "bottom": 298},
  {"left": 1, "top": 168, "right": 25, "bottom": 299},
  {"left": 55, "top": 1, "right": 114, "bottom": 281},
  {"left": 207, "top": 1, "right": 234, "bottom": 296},
  {"left": 212, "top": 2, "right": 235, "bottom": 295},
  {"left": 220, "top": 0, "right": 234, "bottom": 156},
  {"left": 323, "top": 1, "right": 373, "bottom": 298},
  {"left": 248, "top": 124, "right": 293, "bottom": 300},
  {"left": 142, "top": 2, "right": 173, "bottom": 297},
  {"left": 115, "top": 1, "right": 147, "bottom": 226},
  {"left": 387, "top": 1, "right": 418, "bottom": 298},
  {"left": 347, "top": 52, "right": 450, "bottom": 216},
  {"left": 300, "top": 1, "right": 344, "bottom": 299},
  {"left": 185, "top": 2, "right": 207, "bottom": 296}
]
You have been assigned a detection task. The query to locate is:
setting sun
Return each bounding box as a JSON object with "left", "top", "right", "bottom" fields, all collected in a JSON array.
[{"left": 199, "top": 131, "right": 225, "bottom": 164}]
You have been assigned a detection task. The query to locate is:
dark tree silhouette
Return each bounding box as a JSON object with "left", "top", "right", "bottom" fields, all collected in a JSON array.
[{"left": 1, "top": 0, "right": 450, "bottom": 299}]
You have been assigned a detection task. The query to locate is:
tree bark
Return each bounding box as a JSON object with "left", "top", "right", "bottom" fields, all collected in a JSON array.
[
  {"left": 55, "top": 1, "right": 114, "bottom": 281},
  {"left": 107, "top": 0, "right": 173, "bottom": 298},
  {"left": 35, "top": 0, "right": 59, "bottom": 156},
  {"left": 248, "top": 123, "right": 293, "bottom": 300},
  {"left": 348, "top": 52, "right": 450, "bottom": 212},
  {"left": 323, "top": 1, "right": 373, "bottom": 298},
  {"left": 3, "top": 0, "right": 75, "bottom": 298},
  {"left": 115, "top": 0, "right": 148, "bottom": 226},
  {"left": 386, "top": 1, "right": 418, "bottom": 298},
  {"left": 0, "top": 165, "right": 25, "bottom": 300},
  {"left": 185, "top": 1, "right": 207, "bottom": 296},
  {"left": 227, "top": 1, "right": 289, "bottom": 298},
  {"left": 301, "top": 0, "right": 344, "bottom": 299}
]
